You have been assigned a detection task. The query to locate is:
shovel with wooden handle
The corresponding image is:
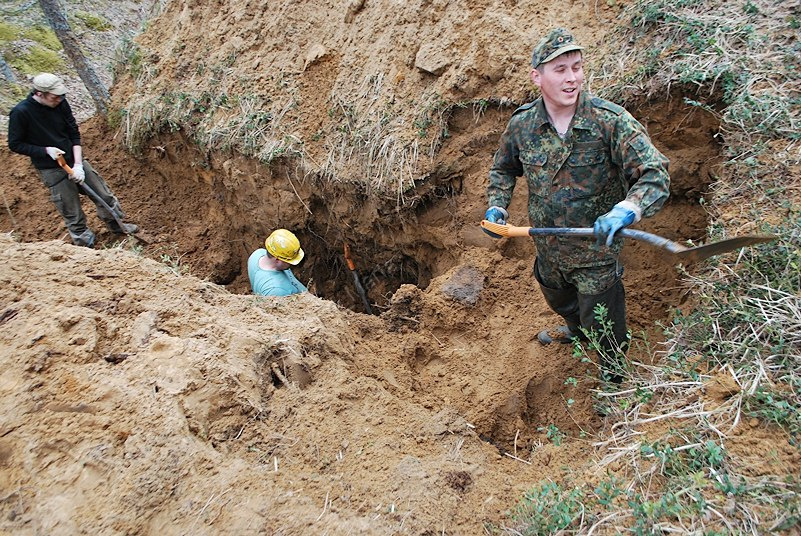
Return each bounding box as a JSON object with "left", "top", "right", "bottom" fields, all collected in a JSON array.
[
  {"left": 56, "top": 156, "right": 144, "bottom": 242},
  {"left": 344, "top": 243, "right": 373, "bottom": 314},
  {"left": 480, "top": 220, "right": 776, "bottom": 264}
]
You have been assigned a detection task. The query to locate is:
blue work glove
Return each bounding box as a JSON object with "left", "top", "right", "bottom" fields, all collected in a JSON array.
[
  {"left": 482, "top": 206, "right": 509, "bottom": 239},
  {"left": 594, "top": 202, "right": 639, "bottom": 247}
]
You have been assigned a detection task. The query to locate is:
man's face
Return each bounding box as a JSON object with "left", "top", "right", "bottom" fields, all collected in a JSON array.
[
  {"left": 36, "top": 91, "right": 64, "bottom": 108},
  {"left": 530, "top": 51, "right": 584, "bottom": 111}
]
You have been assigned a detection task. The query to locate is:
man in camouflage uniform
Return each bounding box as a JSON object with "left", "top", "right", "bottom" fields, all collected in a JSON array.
[{"left": 484, "top": 28, "right": 670, "bottom": 383}]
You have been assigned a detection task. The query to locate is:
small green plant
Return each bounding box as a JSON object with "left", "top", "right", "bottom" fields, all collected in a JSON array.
[
  {"left": 0, "top": 22, "right": 20, "bottom": 43},
  {"left": 21, "top": 25, "right": 61, "bottom": 51},
  {"left": 413, "top": 114, "right": 432, "bottom": 138},
  {"left": 575, "top": 304, "right": 631, "bottom": 384},
  {"left": 0, "top": 80, "right": 28, "bottom": 110},
  {"left": 106, "top": 107, "right": 124, "bottom": 130},
  {"left": 743, "top": 0, "right": 759, "bottom": 14},
  {"left": 8, "top": 45, "right": 64, "bottom": 75},
  {"left": 513, "top": 482, "right": 586, "bottom": 534},
  {"left": 159, "top": 252, "right": 187, "bottom": 275},
  {"left": 537, "top": 424, "right": 564, "bottom": 446},
  {"left": 593, "top": 475, "right": 623, "bottom": 506},
  {"left": 746, "top": 387, "right": 801, "bottom": 447},
  {"left": 74, "top": 11, "right": 112, "bottom": 31},
  {"left": 115, "top": 38, "right": 143, "bottom": 81}
]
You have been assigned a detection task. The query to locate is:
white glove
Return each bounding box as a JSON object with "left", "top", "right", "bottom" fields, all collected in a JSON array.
[
  {"left": 70, "top": 162, "right": 85, "bottom": 184},
  {"left": 45, "top": 147, "right": 65, "bottom": 160}
]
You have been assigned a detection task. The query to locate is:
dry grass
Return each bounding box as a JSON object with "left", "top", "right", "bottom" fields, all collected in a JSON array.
[{"left": 319, "top": 73, "right": 443, "bottom": 203}]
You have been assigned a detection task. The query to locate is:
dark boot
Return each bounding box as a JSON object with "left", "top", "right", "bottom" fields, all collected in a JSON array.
[
  {"left": 578, "top": 278, "right": 628, "bottom": 383},
  {"left": 105, "top": 220, "right": 139, "bottom": 234},
  {"left": 70, "top": 228, "right": 96, "bottom": 248},
  {"left": 537, "top": 325, "right": 582, "bottom": 345},
  {"left": 534, "top": 259, "right": 581, "bottom": 327}
]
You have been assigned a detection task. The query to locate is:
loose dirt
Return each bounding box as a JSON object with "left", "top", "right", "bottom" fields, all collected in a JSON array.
[{"left": 0, "top": 0, "right": 769, "bottom": 534}]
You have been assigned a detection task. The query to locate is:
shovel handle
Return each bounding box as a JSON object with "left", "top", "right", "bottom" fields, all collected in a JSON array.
[
  {"left": 343, "top": 243, "right": 356, "bottom": 270},
  {"left": 481, "top": 221, "right": 688, "bottom": 253},
  {"left": 479, "top": 220, "right": 776, "bottom": 262},
  {"left": 56, "top": 155, "right": 73, "bottom": 175}
]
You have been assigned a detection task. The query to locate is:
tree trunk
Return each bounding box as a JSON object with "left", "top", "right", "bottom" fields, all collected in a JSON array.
[
  {"left": 38, "top": 0, "right": 109, "bottom": 117},
  {"left": 0, "top": 56, "right": 17, "bottom": 82}
]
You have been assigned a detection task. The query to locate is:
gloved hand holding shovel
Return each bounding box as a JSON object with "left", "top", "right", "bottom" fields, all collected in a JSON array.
[
  {"left": 593, "top": 201, "right": 639, "bottom": 246},
  {"left": 69, "top": 162, "right": 85, "bottom": 184},
  {"left": 482, "top": 206, "right": 508, "bottom": 239}
]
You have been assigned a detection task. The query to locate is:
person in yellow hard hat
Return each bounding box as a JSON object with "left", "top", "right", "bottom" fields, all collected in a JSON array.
[{"left": 248, "top": 229, "right": 308, "bottom": 296}]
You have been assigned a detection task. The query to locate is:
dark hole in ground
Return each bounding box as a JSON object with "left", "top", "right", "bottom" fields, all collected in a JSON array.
[{"left": 302, "top": 238, "right": 433, "bottom": 314}]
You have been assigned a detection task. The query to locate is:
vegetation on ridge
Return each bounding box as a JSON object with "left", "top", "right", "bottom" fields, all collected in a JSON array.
[{"left": 506, "top": 0, "right": 801, "bottom": 532}]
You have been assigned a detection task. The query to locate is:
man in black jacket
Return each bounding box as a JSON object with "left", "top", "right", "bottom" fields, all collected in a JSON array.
[{"left": 8, "top": 73, "right": 138, "bottom": 247}]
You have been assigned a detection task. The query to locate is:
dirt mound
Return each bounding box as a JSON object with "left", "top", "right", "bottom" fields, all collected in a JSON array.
[{"left": 0, "top": 234, "right": 597, "bottom": 533}]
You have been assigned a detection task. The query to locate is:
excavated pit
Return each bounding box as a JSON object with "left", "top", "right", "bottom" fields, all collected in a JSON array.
[{"left": 2, "top": 96, "right": 719, "bottom": 453}]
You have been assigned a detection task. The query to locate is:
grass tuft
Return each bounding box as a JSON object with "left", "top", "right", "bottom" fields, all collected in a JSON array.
[
  {"left": 7, "top": 44, "right": 64, "bottom": 75},
  {"left": 20, "top": 25, "right": 61, "bottom": 51},
  {"left": 74, "top": 11, "right": 112, "bottom": 32}
]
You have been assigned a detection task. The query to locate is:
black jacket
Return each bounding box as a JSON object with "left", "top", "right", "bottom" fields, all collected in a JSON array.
[{"left": 8, "top": 93, "right": 81, "bottom": 170}]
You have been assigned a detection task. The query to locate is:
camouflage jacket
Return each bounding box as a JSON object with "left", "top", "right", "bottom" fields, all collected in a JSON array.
[{"left": 487, "top": 91, "right": 670, "bottom": 268}]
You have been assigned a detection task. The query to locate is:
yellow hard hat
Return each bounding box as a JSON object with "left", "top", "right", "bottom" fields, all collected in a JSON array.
[{"left": 265, "top": 229, "right": 304, "bottom": 265}]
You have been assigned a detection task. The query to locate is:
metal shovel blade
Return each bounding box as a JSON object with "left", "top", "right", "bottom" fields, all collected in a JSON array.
[
  {"left": 56, "top": 156, "right": 147, "bottom": 244},
  {"left": 670, "top": 235, "right": 776, "bottom": 263},
  {"left": 480, "top": 220, "right": 776, "bottom": 263}
]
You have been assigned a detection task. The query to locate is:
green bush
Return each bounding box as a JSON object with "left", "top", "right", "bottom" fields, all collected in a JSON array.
[
  {"left": 74, "top": 11, "right": 112, "bottom": 31},
  {"left": 21, "top": 25, "right": 61, "bottom": 51},
  {"left": 513, "top": 482, "right": 587, "bottom": 534},
  {"left": 0, "top": 22, "right": 20, "bottom": 44},
  {"left": 7, "top": 45, "right": 64, "bottom": 75}
]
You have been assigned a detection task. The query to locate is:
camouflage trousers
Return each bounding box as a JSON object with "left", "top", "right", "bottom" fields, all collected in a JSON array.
[
  {"left": 534, "top": 254, "right": 628, "bottom": 379},
  {"left": 37, "top": 160, "right": 125, "bottom": 247}
]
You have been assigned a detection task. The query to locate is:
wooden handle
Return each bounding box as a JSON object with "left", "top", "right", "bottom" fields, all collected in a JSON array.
[
  {"left": 56, "top": 155, "right": 73, "bottom": 175},
  {"left": 343, "top": 244, "right": 356, "bottom": 270}
]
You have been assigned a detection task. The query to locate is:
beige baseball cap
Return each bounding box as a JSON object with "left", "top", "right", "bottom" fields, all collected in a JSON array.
[{"left": 32, "top": 73, "right": 68, "bottom": 95}]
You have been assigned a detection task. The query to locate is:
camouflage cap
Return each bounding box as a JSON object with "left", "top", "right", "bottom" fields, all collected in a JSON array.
[{"left": 531, "top": 28, "right": 584, "bottom": 67}]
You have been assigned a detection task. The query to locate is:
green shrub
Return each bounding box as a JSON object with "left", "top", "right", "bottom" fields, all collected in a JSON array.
[
  {"left": 21, "top": 25, "right": 61, "bottom": 51},
  {"left": 0, "top": 80, "right": 29, "bottom": 114},
  {"left": 74, "top": 11, "right": 112, "bottom": 31},
  {"left": 513, "top": 482, "right": 587, "bottom": 534},
  {"left": 0, "top": 22, "right": 20, "bottom": 44},
  {"left": 7, "top": 45, "right": 64, "bottom": 75}
]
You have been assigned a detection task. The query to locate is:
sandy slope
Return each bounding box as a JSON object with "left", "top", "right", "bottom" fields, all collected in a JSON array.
[{"left": 0, "top": 234, "right": 596, "bottom": 534}]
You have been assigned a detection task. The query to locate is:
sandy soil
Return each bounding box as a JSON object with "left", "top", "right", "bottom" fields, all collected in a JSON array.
[{"left": 3, "top": 0, "right": 790, "bottom": 534}]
